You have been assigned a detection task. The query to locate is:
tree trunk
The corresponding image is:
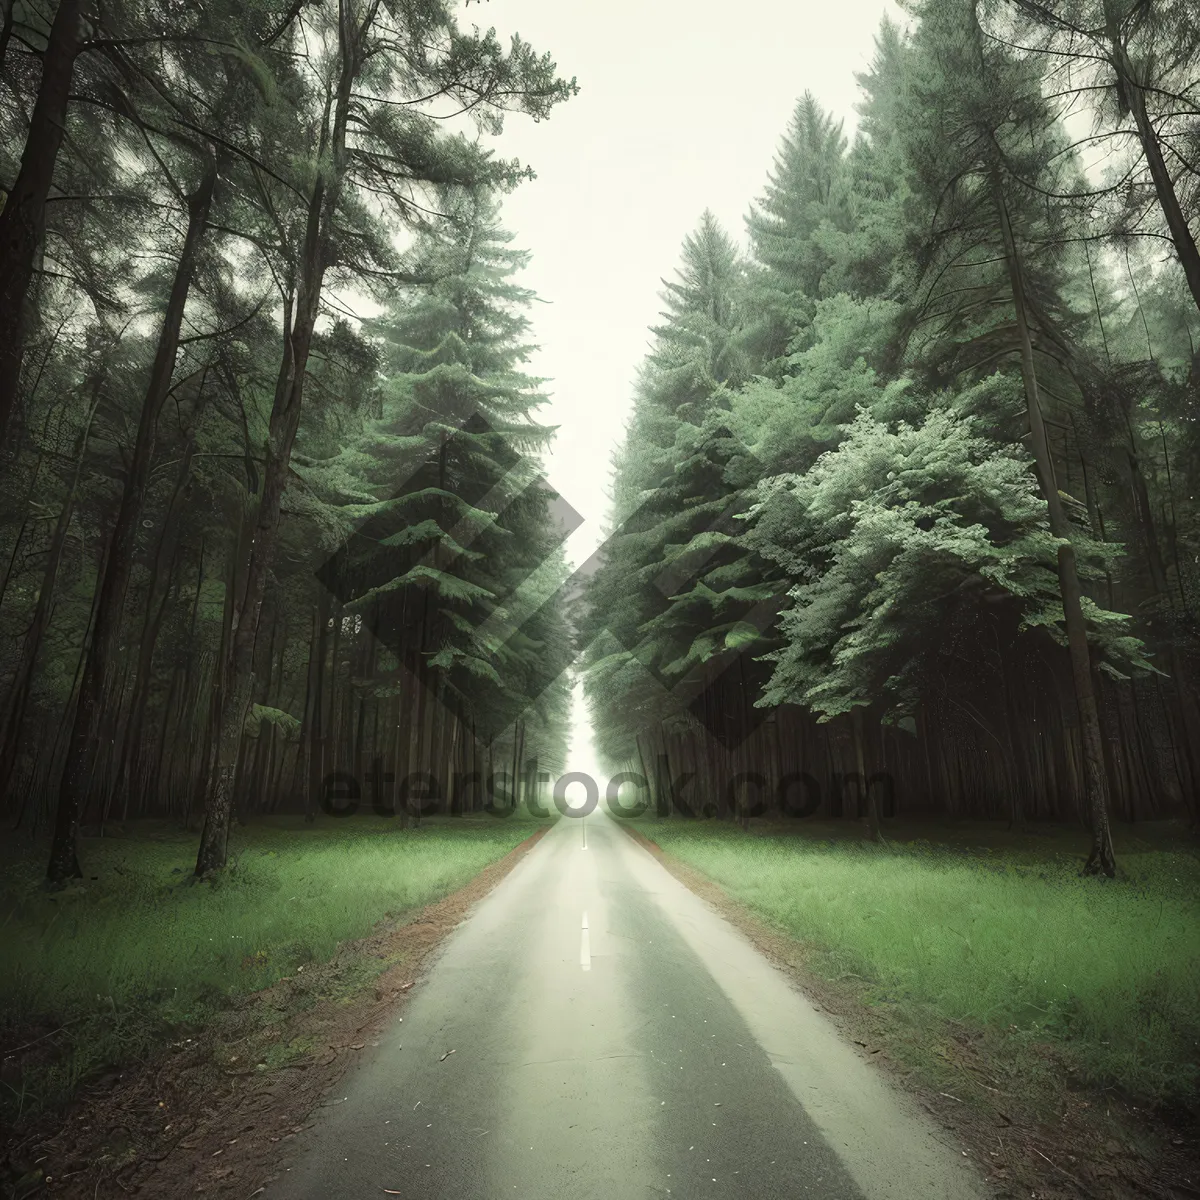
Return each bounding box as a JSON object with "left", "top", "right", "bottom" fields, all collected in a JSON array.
[
  {"left": 297, "top": 602, "right": 319, "bottom": 820},
  {"left": 1123, "top": 444, "right": 1200, "bottom": 822},
  {"left": 112, "top": 367, "right": 214, "bottom": 802},
  {"left": 0, "top": 444, "right": 44, "bottom": 612},
  {"left": 238, "top": 606, "right": 281, "bottom": 820},
  {"left": 1104, "top": 13, "right": 1200, "bottom": 318},
  {"left": 195, "top": 0, "right": 362, "bottom": 873},
  {"left": 395, "top": 691, "right": 410, "bottom": 829},
  {"left": 635, "top": 733, "right": 657, "bottom": 817},
  {"left": 352, "top": 627, "right": 373, "bottom": 795},
  {"left": 1001, "top": 663, "right": 1027, "bottom": 831},
  {"left": 186, "top": 537, "right": 238, "bottom": 832},
  {"left": 994, "top": 174, "right": 1116, "bottom": 877},
  {"left": 0, "top": 0, "right": 87, "bottom": 448},
  {"left": 327, "top": 601, "right": 344, "bottom": 784},
  {"left": 304, "top": 594, "right": 331, "bottom": 822},
  {"left": 0, "top": 385, "right": 99, "bottom": 799},
  {"left": 115, "top": 526, "right": 190, "bottom": 807},
  {"left": 404, "top": 671, "right": 425, "bottom": 824},
  {"left": 853, "top": 706, "right": 882, "bottom": 842},
  {"left": 194, "top": 317, "right": 308, "bottom": 871},
  {"left": 513, "top": 717, "right": 525, "bottom": 816},
  {"left": 46, "top": 159, "right": 217, "bottom": 884}
]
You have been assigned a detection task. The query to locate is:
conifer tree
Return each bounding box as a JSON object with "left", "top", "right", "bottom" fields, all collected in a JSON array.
[
  {"left": 583, "top": 213, "right": 779, "bottom": 775},
  {"left": 194, "top": 0, "right": 575, "bottom": 872},
  {"left": 303, "top": 195, "right": 570, "bottom": 804},
  {"left": 741, "top": 94, "right": 856, "bottom": 375},
  {"left": 891, "top": 0, "right": 1129, "bottom": 872}
]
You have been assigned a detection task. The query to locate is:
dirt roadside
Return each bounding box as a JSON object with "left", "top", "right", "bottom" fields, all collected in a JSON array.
[
  {"left": 620, "top": 823, "right": 1200, "bottom": 1200},
  {"left": 0, "top": 826, "right": 550, "bottom": 1200}
]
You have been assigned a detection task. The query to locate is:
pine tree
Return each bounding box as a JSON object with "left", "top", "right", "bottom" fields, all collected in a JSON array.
[
  {"left": 304, "top": 196, "right": 570, "bottom": 802},
  {"left": 583, "top": 212, "right": 780, "bottom": 778},
  {"left": 194, "top": 1, "right": 575, "bottom": 872},
  {"left": 889, "top": 0, "right": 1132, "bottom": 872},
  {"left": 741, "top": 94, "right": 858, "bottom": 375}
]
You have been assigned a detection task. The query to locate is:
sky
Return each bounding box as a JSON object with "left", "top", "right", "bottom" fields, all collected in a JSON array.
[
  {"left": 463, "top": 0, "right": 906, "bottom": 771},
  {"left": 476, "top": 0, "right": 906, "bottom": 569}
]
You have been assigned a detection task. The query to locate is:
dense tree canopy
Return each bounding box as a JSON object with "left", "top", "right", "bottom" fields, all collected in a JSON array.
[
  {"left": 3, "top": 0, "right": 1198, "bottom": 884},
  {"left": 582, "top": 0, "right": 1199, "bottom": 870},
  {"left": 0, "top": 0, "right": 577, "bottom": 879}
]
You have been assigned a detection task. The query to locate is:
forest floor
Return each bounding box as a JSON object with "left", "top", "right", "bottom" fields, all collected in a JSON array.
[
  {"left": 0, "top": 811, "right": 553, "bottom": 1197},
  {"left": 622, "top": 815, "right": 1200, "bottom": 1200}
]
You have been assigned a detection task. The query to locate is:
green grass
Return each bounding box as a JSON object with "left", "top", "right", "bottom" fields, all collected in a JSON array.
[
  {"left": 0, "top": 809, "right": 552, "bottom": 1123},
  {"left": 629, "top": 817, "right": 1200, "bottom": 1107}
]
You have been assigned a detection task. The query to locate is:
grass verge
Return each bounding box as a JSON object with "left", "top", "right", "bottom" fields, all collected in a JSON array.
[{"left": 0, "top": 810, "right": 553, "bottom": 1129}]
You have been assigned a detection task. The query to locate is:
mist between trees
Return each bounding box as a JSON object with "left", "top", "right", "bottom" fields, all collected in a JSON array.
[{"left": 1, "top": 0, "right": 1199, "bottom": 886}]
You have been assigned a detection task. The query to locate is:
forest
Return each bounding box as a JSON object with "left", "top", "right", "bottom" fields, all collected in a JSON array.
[
  {"left": 0, "top": 0, "right": 578, "bottom": 884},
  {"left": 2, "top": 0, "right": 1200, "bottom": 1194},
  {"left": 1, "top": 0, "right": 1198, "bottom": 886},
  {"left": 581, "top": 0, "right": 1200, "bottom": 879}
]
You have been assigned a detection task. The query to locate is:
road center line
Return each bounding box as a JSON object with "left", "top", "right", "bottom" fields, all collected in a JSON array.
[{"left": 580, "top": 911, "right": 590, "bottom": 971}]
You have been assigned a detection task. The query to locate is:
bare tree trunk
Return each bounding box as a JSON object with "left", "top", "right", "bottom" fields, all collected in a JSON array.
[
  {"left": 1001, "top": 664, "right": 1027, "bottom": 831},
  {"left": 513, "top": 717, "right": 525, "bottom": 816},
  {"left": 1122, "top": 444, "right": 1200, "bottom": 822},
  {"left": 0, "top": 444, "right": 45, "bottom": 612},
  {"left": 238, "top": 606, "right": 281, "bottom": 820},
  {"left": 405, "top": 671, "right": 426, "bottom": 826},
  {"left": 186, "top": 535, "right": 236, "bottom": 831},
  {"left": 635, "top": 733, "right": 656, "bottom": 817},
  {"left": 395, "top": 690, "right": 410, "bottom": 829},
  {"left": 113, "top": 368, "right": 213, "bottom": 801},
  {"left": 0, "top": 0, "right": 86, "bottom": 447},
  {"left": 352, "top": 627, "right": 373, "bottom": 795},
  {"left": 853, "top": 706, "right": 882, "bottom": 843},
  {"left": 115, "top": 527, "right": 192, "bottom": 806},
  {"left": 297, "top": 602, "right": 319, "bottom": 820},
  {"left": 994, "top": 174, "right": 1116, "bottom": 877},
  {"left": 327, "top": 600, "right": 344, "bottom": 782},
  {"left": 195, "top": 356, "right": 305, "bottom": 870},
  {"left": 46, "top": 158, "right": 217, "bottom": 883},
  {"left": 0, "top": 385, "right": 99, "bottom": 798},
  {"left": 303, "top": 595, "right": 330, "bottom": 823}
]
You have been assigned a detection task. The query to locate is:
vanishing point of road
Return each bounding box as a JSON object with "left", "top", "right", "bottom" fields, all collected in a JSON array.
[{"left": 267, "top": 808, "right": 988, "bottom": 1199}]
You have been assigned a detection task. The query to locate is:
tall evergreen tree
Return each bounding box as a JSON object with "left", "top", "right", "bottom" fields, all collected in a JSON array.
[
  {"left": 583, "top": 213, "right": 779, "bottom": 774},
  {"left": 194, "top": 0, "right": 575, "bottom": 873},
  {"left": 302, "top": 196, "right": 570, "bottom": 807},
  {"left": 891, "top": 0, "right": 1134, "bottom": 872},
  {"left": 741, "top": 94, "right": 856, "bottom": 375}
]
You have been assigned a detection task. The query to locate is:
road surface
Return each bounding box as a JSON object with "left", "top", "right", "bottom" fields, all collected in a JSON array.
[{"left": 267, "top": 807, "right": 987, "bottom": 1199}]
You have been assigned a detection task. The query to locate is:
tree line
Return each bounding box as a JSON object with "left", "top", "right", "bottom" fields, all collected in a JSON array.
[
  {"left": 0, "top": 0, "right": 578, "bottom": 882},
  {"left": 580, "top": 0, "right": 1200, "bottom": 876}
]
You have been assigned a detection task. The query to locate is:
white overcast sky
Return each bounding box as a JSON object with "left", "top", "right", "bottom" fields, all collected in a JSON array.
[{"left": 461, "top": 0, "right": 907, "bottom": 771}]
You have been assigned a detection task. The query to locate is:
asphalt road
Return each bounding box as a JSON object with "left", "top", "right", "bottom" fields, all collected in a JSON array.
[{"left": 267, "top": 807, "right": 988, "bottom": 1199}]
